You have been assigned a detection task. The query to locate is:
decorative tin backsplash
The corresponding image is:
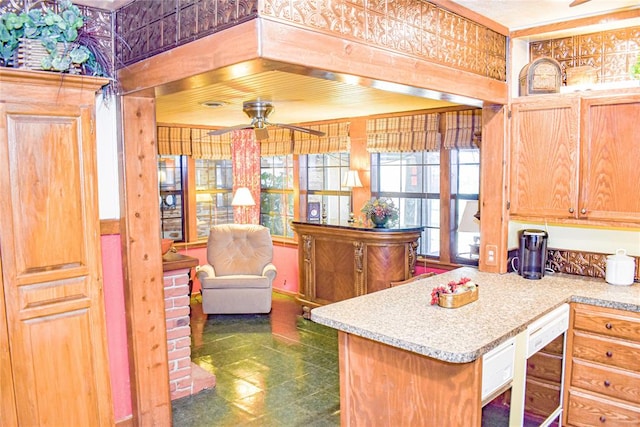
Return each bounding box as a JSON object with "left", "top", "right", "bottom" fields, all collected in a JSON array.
[
  {"left": 530, "top": 26, "right": 640, "bottom": 84},
  {"left": 113, "top": 0, "right": 507, "bottom": 81},
  {"left": 508, "top": 248, "right": 640, "bottom": 283}
]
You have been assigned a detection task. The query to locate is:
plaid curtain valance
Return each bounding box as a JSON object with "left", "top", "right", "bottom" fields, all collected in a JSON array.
[
  {"left": 442, "top": 109, "right": 482, "bottom": 149},
  {"left": 366, "top": 113, "right": 440, "bottom": 152},
  {"left": 293, "top": 122, "right": 350, "bottom": 154}
]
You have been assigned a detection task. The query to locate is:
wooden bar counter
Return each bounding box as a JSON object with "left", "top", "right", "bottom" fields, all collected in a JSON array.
[{"left": 291, "top": 220, "right": 424, "bottom": 317}]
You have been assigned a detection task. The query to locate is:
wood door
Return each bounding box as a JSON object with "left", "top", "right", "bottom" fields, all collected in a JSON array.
[
  {"left": 0, "top": 100, "right": 113, "bottom": 425},
  {"left": 509, "top": 96, "right": 580, "bottom": 219},
  {"left": 579, "top": 93, "right": 640, "bottom": 222}
]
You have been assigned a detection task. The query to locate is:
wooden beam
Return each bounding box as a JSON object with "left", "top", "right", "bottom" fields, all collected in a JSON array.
[
  {"left": 119, "top": 95, "right": 172, "bottom": 425},
  {"left": 511, "top": 8, "right": 640, "bottom": 39},
  {"left": 478, "top": 104, "right": 508, "bottom": 273},
  {"left": 259, "top": 19, "right": 508, "bottom": 106}
]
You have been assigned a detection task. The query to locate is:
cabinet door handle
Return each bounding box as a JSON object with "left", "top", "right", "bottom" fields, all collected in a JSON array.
[
  {"left": 605, "top": 322, "right": 613, "bottom": 329},
  {"left": 580, "top": 208, "right": 587, "bottom": 214},
  {"left": 606, "top": 351, "right": 613, "bottom": 358},
  {"left": 604, "top": 380, "right": 611, "bottom": 387},
  {"left": 568, "top": 207, "right": 574, "bottom": 213},
  {"left": 599, "top": 415, "right": 606, "bottom": 423}
]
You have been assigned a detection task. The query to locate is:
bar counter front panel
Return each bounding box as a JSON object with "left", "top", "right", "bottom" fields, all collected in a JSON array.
[{"left": 291, "top": 221, "right": 424, "bottom": 317}]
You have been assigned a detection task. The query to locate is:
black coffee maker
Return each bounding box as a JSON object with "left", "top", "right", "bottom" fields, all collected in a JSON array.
[{"left": 516, "top": 229, "right": 548, "bottom": 280}]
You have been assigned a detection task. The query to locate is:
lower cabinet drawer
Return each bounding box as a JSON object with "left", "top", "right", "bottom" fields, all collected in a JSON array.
[
  {"left": 527, "top": 350, "right": 563, "bottom": 383},
  {"left": 567, "top": 389, "right": 640, "bottom": 427},
  {"left": 525, "top": 377, "right": 561, "bottom": 419},
  {"left": 571, "top": 359, "right": 640, "bottom": 405},
  {"left": 572, "top": 331, "right": 640, "bottom": 373}
]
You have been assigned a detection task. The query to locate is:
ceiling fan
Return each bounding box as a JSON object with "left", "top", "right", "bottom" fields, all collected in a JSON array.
[
  {"left": 569, "top": 0, "right": 591, "bottom": 6},
  {"left": 208, "top": 100, "right": 326, "bottom": 141}
]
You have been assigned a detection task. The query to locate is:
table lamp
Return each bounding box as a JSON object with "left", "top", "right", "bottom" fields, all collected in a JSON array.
[
  {"left": 232, "top": 186, "right": 255, "bottom": 224},
  {"left": 458, "top": 200, "right": 480, "bottom": 257},
  {"left": 342, "top": 170, "right": 363, "bottom": 223}
]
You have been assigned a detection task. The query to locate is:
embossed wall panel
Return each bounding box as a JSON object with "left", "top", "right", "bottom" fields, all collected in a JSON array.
[{"left": 531, "top": 25, "right": 640, "bottom": 83}]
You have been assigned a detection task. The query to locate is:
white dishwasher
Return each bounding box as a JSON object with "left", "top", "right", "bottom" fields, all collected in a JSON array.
[{"left": 482, "top": 303, "right": 570, "bottom": 427}]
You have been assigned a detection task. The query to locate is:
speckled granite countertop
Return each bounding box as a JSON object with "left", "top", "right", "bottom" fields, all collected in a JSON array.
[{"left": 310, "top": 267, "right": 640, "bottom": 364}]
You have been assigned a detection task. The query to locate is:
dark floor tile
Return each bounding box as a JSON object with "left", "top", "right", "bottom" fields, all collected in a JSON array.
[{"left": 173, "top": 293, "right": 340, "bottom": 427}]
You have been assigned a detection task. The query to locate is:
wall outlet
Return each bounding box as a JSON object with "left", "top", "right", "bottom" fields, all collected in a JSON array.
[{"left": 486, "top": 244, "right": 498, "bottom": 266}]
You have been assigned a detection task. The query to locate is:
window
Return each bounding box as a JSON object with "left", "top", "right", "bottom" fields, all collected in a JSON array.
[
  {"left": 305, "top": 152, "right": 351, "bottom": 223},
  {"left": 371, "top": 147, "right": 480, "bottom": 263},
  {"left": 194, "top": 159, "right": 233, "bottom": 239},
  {"left": 371, "top": 151, "right": 440, "bottom": 256},
  {"left": 158, "top": 156, "right": 233, "bottom": 242},
  {"left": 452, "top": 149, "right": 480, "bottom": 263},
  {"left": 159, "top": 155, "right": 184, "bottom": 241},
  {"left": 260, "top": 155, "right": 294, "bottom": 239}
]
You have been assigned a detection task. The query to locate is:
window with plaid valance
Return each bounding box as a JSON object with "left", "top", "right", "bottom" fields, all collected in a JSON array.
[
  {"left": 365, "top": 113, "right": 440, "bottom": 152},
  {"left": 293, "top": 122, "right": 350, "bottom": 154},
  {"left": 157, "top": 125, "right": 232, "bottom": 159}
]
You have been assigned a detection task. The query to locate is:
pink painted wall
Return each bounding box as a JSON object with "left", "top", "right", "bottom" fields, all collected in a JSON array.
[
  {"left": 100, "top": 235, "right": 132, "bottom": 422},
  {"left": 178, "top": 243, "right": 299, "bottom": 295}
]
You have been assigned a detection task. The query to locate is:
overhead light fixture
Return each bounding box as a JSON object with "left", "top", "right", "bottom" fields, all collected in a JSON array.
[{"left": 201, "top": 100, "right": 226, "bottom": 108}]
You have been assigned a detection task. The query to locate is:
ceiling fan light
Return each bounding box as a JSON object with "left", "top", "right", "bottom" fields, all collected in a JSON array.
[{"left": 254, "top": 127, "right": 269, "bottom": 140}]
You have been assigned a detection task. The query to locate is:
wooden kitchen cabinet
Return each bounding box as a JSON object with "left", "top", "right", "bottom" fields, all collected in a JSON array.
[
  {"left": 510, "top": 95, "right": 580, "bottom": 219},
  {"left": 563, "top": 303, "right": 640, "bottom": 427},
  {"left": 509, "top": 89, "right": 640, "bottom": 225},
  {"left": 0, "top": 69, "right": 113, "bottom": 425}
]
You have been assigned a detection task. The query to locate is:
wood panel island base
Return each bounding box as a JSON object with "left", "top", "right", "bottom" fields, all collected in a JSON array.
[
  {"left": 339, "top": 332, "right": 483, "bottom": 426},
  {"left": 291, "top": 221, "right": 423, "bottom": 318}
]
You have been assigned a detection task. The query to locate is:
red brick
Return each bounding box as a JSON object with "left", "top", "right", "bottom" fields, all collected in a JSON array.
[
  {"left": 163, "top": 285, "right": 189, "bottom": 298},
  {"left": 166, "top": 326, "right": 190, "bottom": 340},
  {"left": 168, "top": 347, "right": 191, "bottom": 360},
  {"left": 166, "top": 307, "right": 191, "bottom": 318},
  {"left": 174, "top": 337, "right": 191, "bottom": 349},
  {"left": 176, "top": 357, "right": 191, "bottom": 369},
  {"left": 170, "top": 367, "right": 191, "bottom": 381},
  {"left": 176, "top": 378, "right": 192, "bottom": 389}
]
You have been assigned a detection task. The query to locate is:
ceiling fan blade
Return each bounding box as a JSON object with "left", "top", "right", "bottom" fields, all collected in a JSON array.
[
  {"left": 271, "top": 123, "right": 326, "bottom": 137},
  {"left": 569, "top": 0, "right": 591, "bottom": 7},
  {"left": 208, "top": 124, "right": 254, "bottom": 136}
]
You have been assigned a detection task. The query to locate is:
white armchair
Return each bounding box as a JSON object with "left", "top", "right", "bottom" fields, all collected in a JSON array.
[{"left": 196, "top": 224, "right": 277, "bottom": 314}]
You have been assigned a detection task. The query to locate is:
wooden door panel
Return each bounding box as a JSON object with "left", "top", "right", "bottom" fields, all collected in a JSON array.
[
  {"left": 510, "top": 97, "right": 580, "bottom": 218},
  {"left": 14, "top": 307, "right": 100, "bottom": 426},
  {"left": 580, "top": 95, "right": 640, "bottom": 222},
  {"left": 7, "top": 115, "right": 87, "bottom": 275}
]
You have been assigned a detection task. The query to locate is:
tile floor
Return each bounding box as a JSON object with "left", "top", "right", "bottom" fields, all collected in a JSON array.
[{"left": 172, "top": 293, "right": 340, "bottom": 426}]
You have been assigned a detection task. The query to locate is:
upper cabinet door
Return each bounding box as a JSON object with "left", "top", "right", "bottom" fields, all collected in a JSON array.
[
  {"left": 509, "top": 96, "right": 580, "bottom": 219},
  {"left": 579, "top": 93, "right": 640, "bottom": 223}
]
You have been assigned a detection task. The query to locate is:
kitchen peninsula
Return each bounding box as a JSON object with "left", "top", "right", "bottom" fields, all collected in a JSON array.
[
  {"left": 291, "top": 221, "right": 424, "bottom": 318},
  {"left": 311, "top": 268, "right": 640, "bottom": 426}
]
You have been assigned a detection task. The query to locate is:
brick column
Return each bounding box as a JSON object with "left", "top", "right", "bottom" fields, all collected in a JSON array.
[{"left": 163, "top": 267, "right": 193, "bottom": 399}]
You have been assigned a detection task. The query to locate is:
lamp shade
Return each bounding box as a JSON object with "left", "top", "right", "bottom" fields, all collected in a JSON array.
[
  {"left": 342, "top": 170, "right": 363, "bottom": 188},
  {"left": 231, "top": 187, "right": 256, "bottom": 207},
  {"left": 458, "top": 200, "right": 480, "bottom": 233}
]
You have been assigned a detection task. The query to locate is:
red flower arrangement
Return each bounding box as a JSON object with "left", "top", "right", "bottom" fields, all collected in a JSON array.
[{"left": 430, "top": 277, "right": 477, "bottom": 305}]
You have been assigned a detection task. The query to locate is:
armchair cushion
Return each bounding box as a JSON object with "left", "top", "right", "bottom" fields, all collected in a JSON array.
[{"left": 207, "top": 224, "right": 273, "bottom": 276}]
